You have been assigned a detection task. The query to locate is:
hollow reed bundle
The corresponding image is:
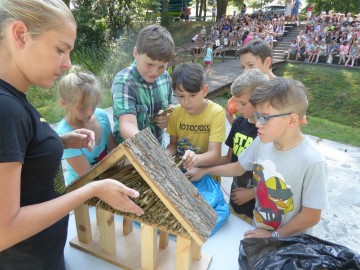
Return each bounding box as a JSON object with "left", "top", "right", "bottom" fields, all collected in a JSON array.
[{"left": 86, "top": 164, "right": 189, "bottom": 237}]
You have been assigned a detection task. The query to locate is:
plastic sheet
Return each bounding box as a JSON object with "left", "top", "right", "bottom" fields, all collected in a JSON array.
[
  {"left": 239, "top": 234, "right": 360, "bottom": 270},
  {"left": 192, "top": 175, "right": 230, "bottom": 236}
]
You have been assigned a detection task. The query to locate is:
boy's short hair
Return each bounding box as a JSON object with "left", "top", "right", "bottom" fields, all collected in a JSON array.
[
  {"left": 231, "top": 69, "right": 269, "bottom": 97},
  {"left": 250, "top": 77, "right": 308, "bottom": 119},
  {"left": 172, "top": 63, "right": 205, "bottom": 93},
  {"left": 135, "top": 25, "right": 174, "bottom": 62},
  {"left": 238, "top": 38, "right": 273, "bottom": 63}
]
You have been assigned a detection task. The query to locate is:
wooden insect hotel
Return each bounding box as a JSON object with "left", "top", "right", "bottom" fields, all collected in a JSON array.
[{"left": 66, "top": 128, "right": 217, "bottom": 270}]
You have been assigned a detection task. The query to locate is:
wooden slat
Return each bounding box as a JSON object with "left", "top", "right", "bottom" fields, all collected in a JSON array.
[
  {"left": 191, "top": 240, "right": 202, "bottom": 260},
  {"left": 123, "top": 217, "right": 133, "bottom": 235},
  {"left": 98, "top": 208, "right": 116, "bottom": 256},
  {"left": 74, "top": 204, "right": 92, "bottom": 244},
  {"left": 159, "top": 231, "right": 169, "bottom": 249},
  {"left": 141, "top": 224, "right": 157, "bottom": 270},
  {"left": 175, "top": 236, "right": 192, "bottom": 270}
]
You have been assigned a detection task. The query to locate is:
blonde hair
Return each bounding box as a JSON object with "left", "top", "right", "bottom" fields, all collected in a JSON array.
[
  {"left": 58, "top": 66, "right": 102, "bottom": 115},
  {"left": 231, "top": 69, "right": 269, "bottom": 97},
  {"left": 0, "top": 0, "right": 75, "bottom": 41}
]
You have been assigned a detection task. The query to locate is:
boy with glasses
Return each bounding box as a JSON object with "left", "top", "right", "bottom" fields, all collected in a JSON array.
[{"left": 187, "top": 77, "right": 328, "bottom": 239}]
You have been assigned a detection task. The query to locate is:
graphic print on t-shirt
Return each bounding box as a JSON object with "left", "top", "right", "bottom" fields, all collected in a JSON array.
[
  {"left": 252, "top": 160, "right": 294, "bottom": 230},
  {"left": 54, "top": 165, "right": 66, "bottom": 195},
  {"left": 232, "top": 131, "right": 254, "bottom": 156}
]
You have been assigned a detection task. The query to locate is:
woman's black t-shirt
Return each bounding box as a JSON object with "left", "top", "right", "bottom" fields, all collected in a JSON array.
[{"left": 0, "top": 79, "right": 68, "bottom": 270}]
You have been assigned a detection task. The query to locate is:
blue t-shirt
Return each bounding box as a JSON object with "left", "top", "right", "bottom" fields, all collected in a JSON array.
[
  {"left": 204, "top": 47, "right": 213, "bottom": 62},
  {"left": 56, "top": 108, "right": 112, "bottom": 184}
]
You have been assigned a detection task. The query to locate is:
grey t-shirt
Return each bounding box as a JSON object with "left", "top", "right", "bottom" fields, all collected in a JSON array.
[{"left": 239, "top": 136, "right": 328, "bottom": 232}]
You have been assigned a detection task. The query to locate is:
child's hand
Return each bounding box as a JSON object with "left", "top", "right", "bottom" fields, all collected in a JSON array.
[
  {"left": 92, "top": 179, "right": 144, "bottom": 216},
  {"left": 154, "top": 113, "right": 169, "bottom": 129},
  {"left": 185, "top": 167, "right": 204, "bottom": 181},
  {"left": 231, "top": 187, "right": 255, "bottom": 205},
  {"left": 182, "top": 150, "right": 198, "bottom": 170},
  {"left": 152, "top": 106, "right": 174, "bottom": 129},
  {"left": 244, "top": 228, "right": 271, "bottom": 238},
  {"left": 61, "top": 128, "right": 95, "bottom": 151}
]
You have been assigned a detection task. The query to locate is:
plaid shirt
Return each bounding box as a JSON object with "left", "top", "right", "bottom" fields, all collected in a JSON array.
[{"left": 111, "top": 61, "right": 173, "bottom": 146}]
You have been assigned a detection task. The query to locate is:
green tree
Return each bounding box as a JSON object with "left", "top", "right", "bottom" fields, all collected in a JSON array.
[
  {"left": 307, "top": 0, "right": 360, "bottom": 15},
  {"left": 161, "top": 0, "right": 171, "bottom": 26}
]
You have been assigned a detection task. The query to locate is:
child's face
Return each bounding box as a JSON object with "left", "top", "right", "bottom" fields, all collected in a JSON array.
[
  {"left": 175, "top": 85, "right": 209, "bottom": 115},
  {"left": 240, "top": 53, "right": 271, "bottom": 77},
  {"left": 71, "top": 104, "right": 96, "bottom": 123},
  {"left": 133, "top": 48, "right": 168, "bottom": 83},
  {"left": 254, "top": 102, "right": 293, "bottom": 144},
  {"left": 233, "top": 93, "right": 256, "bottom": 120}
]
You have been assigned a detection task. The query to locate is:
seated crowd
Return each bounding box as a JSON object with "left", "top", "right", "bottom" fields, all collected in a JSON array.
[
  {"left": 191, "top": 12, "right": 288, "bottom": 53},
  {"left": 286, "top": 11, "right": 360, "bottom": 66}
]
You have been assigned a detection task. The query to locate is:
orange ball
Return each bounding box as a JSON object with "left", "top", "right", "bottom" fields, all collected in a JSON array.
[{"left": 227, "top": 97, "right": 238, "bottom": 115}]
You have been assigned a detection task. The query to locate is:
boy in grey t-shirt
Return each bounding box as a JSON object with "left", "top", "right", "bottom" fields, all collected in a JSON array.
[{"left": 186, "top": 78, "right": 328, "bottom": 238}]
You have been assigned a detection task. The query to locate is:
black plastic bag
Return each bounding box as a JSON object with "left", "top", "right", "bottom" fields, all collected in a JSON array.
[{"left": 239, "top": 234, "right": 360, "bottom": 270}]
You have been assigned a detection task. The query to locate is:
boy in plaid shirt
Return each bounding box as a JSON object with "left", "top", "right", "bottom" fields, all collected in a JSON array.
[{"left": 111, "top": 25, "right": 174, "bottom": 147}]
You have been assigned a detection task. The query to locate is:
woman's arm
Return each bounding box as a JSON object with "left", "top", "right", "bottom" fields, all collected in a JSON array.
[{"left": 0, "top": 162, "right": 143, "bottom": 252}]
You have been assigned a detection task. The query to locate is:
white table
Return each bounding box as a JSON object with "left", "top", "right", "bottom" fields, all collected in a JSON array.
[{"left": 64, "top": 208, "right": 254, "bottom": 270}]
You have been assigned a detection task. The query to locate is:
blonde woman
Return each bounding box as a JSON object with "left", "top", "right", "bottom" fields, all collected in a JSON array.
[{"left": 0, "top": 1, "right": 143, "bottom": 268}]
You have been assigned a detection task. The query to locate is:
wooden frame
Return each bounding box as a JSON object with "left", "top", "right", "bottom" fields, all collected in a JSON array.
[{"left": 67, "top": 128, "right": 217, "bottom": 269}]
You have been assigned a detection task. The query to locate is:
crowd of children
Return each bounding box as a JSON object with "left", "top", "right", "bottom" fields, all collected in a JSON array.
[
  {"left": 189, "top": 10, "right": 289, "bottom": 57},
  {"left": 286, "top": 11, "right": 360, "bottom": 66}
]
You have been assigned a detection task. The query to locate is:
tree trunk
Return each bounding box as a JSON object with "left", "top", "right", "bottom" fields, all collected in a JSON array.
[
  {"left": 203, "top": 0, "right": 207, "bottom": 21},
  {"left": 217, "top": 0, "right": 228, "bottom": 20},
  {"left": 199, "top": 0, "right": 203, "bottom": 19},
  {"left": 196, "top": 0, "right": 199, "bottom": 17},
  {"left": 161, "top": 0, "right": 170, "bottom": 26}
]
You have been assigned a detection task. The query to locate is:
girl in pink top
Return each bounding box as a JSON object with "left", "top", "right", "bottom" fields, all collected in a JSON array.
[
  {"left": 338, "top": 41, "right": 350, "bottom": 64},
  {"left": 241, "top": 30, "right": 252, "bottom": 46}
]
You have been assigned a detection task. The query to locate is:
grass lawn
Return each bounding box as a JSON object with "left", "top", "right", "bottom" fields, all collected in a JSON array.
[{"left": 211, "top": 63, "right": 360, "bottom": 147}]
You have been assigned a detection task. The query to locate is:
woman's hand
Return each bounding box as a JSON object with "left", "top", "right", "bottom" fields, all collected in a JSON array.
[
  {"left": 92, "top": 179, "right": 144, "bottom": 216},
  {"left": 61, "top": 129, "right": 95, "bottom": 151}
]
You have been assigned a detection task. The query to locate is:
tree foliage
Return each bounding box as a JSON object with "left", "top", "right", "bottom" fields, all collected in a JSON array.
[
  {"left": 67, "top": 0, "right": 155, "bottom": 50},
  {"left": 305, "top": 0, "right": 360, "bottom": 15}
]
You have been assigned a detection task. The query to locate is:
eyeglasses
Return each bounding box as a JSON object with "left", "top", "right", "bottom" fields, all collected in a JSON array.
[{"left": 254, "top": 112, "right": 292, "bottom": 125}]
